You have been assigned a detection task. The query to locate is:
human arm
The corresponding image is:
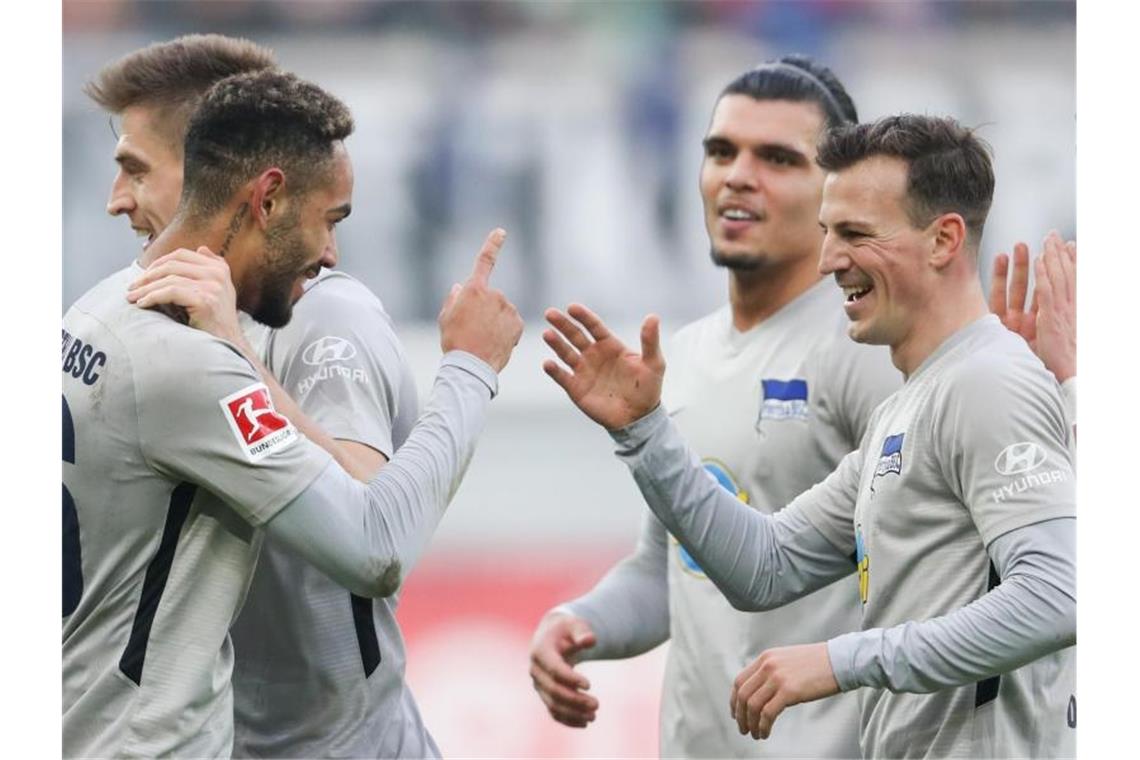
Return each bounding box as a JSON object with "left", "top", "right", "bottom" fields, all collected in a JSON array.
[
  {"left": 729, "top": 517, "right": 1075, "bottom": 740},
  {"left": 262, "top": 351, "right": 498, "bottom": 596},
  {"left": 129, "top": 229, "right": 522, "bottom": 478},
  {"left": 137, "top": 231, "right": 522, "bottom": 595},
  {"left": 528, "top": 512, "right": 671, "bottom": 727},
  {"left": 541, "top": 304, "right": 857, "bottom": 610}
]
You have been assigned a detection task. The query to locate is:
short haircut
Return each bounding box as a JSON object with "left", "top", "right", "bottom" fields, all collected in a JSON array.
[
  {"left": 180, "top": 70, "right": 355, "bottom": 218},
  {"left": 816, "top": 114, "right": 995, "bottom": 249},
  {"left": 720, "top": 54, "right": 858, "bottom": 129},
  {"left": 84, "top": 34, "right": 277, "bottom": 148}
]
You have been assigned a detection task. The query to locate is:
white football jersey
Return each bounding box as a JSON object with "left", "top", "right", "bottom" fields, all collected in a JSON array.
[
  {"left": 62, "top": 263, "right": 330, "bottom": 758},
  {"left": 658, "top": 279, "right": 899, "bottom": 757}
]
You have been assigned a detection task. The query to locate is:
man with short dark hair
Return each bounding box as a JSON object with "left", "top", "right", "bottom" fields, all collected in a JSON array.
[
  {"left": 87, "top": 34, "right": 277, "bottom": 250},
  {"left": 540, "top": 114, "right": 1075, "bottom": 758},
  {"left": 528, "top": 57, "right": 900, "bottom": 757},
  {"left": 82, "top": 35, "right": 462, "bottom": 758},
  {"left": 63, "top": 68, "right": 523, "bottom": 758}
]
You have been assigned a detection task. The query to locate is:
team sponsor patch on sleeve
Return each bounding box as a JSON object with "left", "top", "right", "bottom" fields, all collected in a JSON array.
[{"left": 219, "top": 382, "right": 299, "bottom": 462}]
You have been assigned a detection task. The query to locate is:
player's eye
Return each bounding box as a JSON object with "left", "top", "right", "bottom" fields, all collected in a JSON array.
[{"left": 703, "top": 141, "right": 734, "bottom": 160}]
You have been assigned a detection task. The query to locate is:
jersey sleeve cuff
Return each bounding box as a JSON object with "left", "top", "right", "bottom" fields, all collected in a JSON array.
[
  {"left": 608, "top": 404, "right": 668, "bottom": 453},
  {"left": 827, "top": 629, "right": 884, "bottom": 692},
  {"left": 440, "top": 350, "right": 499, "bottom": 399}
]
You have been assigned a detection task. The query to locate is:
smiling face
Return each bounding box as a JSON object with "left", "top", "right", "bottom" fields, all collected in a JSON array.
[
  {"left": 699, "top": 96, "right": 829, "bottom": 273},
  {"left": 818, "top": 155, "right": 936, "bottom": 349},
  {"left": 106, "top": 105, "right": 184, "bottom": 250},
  {"left": 240, "top": 142, "right": 354, "bottom": 327}
]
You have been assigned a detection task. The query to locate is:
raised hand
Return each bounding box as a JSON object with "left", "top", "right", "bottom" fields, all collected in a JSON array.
[
  {"left": 542, "top": 304, "right": 664, "bottom": 430},
  {"left": 1033, "top": 232, "right": 1076, "bottom": 383},
  {"left": 127, "top": 246, "right": 242, "bottom": 342},
  {"left": 989, "top": 241, "right": 1037, "bottom": 350},
  {"left": 730, "top": 643, "right": 840, "bottom": 741},
  {"left": 438, "top": 228, "right": 524, "bottom": 372},
  {"left": 528, "top": 611, "right": 600, "bottom": 728}
]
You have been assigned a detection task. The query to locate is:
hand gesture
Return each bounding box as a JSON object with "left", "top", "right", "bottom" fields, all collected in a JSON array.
[
  {"left": 542, "top": 304, "right": 664, "bottom": 430},
  {"left": 730, "top": 643, "right": 840, "bottom": 741},
  {"left": 989, "top": 241, "right": 1037, "bottom": 348},
  {"left": 438, "top": 228, "right": 524, "bottom": 373},
  {"left": 528, "top": 611, "right": 599, "bottom": 728},
  {"left": 1033, "top": 232, "right": 1076, "bottom": 383},
  {"left": 127, "top": 247, "right": 242, "bottom": 342}
]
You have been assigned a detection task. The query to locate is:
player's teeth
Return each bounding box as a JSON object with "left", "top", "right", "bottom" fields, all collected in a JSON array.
[{"left": 722, "top": 209, "right": 754, "bottom": 220}]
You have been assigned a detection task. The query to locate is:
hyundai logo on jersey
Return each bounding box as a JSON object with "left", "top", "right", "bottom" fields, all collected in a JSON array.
[
  {"left": 676, "top": 461, "right": 750, "bottom": 577},
  {"left": 758, "top": 379, "right": 809, "bottom": 423}
]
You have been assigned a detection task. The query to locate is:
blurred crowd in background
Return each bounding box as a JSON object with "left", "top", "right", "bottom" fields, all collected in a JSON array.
[{"left": 63, "top": 2, "right": 1075, "bottom": 755}]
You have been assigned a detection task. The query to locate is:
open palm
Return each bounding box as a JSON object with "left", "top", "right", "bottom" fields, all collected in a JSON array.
[{"left": 542, "top": 304, "right": 665, "bottom": 430}]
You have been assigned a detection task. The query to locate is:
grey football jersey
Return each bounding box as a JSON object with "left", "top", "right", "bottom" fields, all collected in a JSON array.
[
  {"left": 231, "top": 271, "right": 437, "bottom": 759},
  {"left": 799, "top": 315, "right": 1076, "bottom": 758},
  {"left": 62, "top": 263, "right": 332, "bottom": 759},
  {"left": 658, "top": 280, "right": 899, "bottom": 758}
]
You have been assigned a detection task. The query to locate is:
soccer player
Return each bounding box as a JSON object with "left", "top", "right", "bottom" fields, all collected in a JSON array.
[
  {"left": 527, "top": 58, "right": 899, "bottom": 758},
  {"left": 86, "top": 35, "right": 445, "bottom": 756},
  {"left": 990, "top": 232, "right": 1077, "bottom": 435},
  {"left": 540, "top": 115, "right": 1075, "bottom": 758},
  {"left": 62, "top": 69, "right": 523, "bottom": 758}
]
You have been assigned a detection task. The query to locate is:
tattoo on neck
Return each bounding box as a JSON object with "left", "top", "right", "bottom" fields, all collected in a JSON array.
[{"left": 218, "top": 203, "right": 249, "bottom": 258}]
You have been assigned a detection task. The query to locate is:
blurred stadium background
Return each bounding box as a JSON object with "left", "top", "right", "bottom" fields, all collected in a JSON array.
[{"left": 63, "top": 1, "right": 1074, "bottom": 756}]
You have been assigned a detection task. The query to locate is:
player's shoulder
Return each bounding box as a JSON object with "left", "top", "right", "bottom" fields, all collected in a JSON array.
[
  {"left": 67, "top": 264, "right": 248, "bottom": 374},
  {"left": 933, "top": 316, "right": 1061, "bottom": 418},
  {"left": 297, "top": 270, "right": 389, "bottom": 316}
]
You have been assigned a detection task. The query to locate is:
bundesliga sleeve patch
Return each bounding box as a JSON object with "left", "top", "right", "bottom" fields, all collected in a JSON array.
[{"left": 219, "top": 382, "right": 299, "bottom": 462}]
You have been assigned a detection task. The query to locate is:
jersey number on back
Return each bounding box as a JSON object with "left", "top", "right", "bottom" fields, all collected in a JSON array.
[{"left": 62, "top": 395, "right": 84, "bottom": 617}]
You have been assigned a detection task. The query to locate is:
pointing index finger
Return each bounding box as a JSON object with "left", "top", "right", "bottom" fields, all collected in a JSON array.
[{"left": 471, "top": 228, "right": 506, "bottom": 286}]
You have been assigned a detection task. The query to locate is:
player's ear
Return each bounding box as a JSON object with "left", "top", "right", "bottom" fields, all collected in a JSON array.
[
  {"left": 249, "top": 168, "right": 286, "bottom": 231},
  {"left": 928, "top": 212, "right": 967, "bottom": 270}
]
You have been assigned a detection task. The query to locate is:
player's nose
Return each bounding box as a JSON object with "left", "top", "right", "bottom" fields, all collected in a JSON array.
[
  {"left": 817, "top": 232, "right": 848, "bottom": 275},
  {"left": 320, "top": 240, "right": 339, "bottom": 269},
  {"left": 106, "top": 175, "right": 135, "bottom": 217},
  {"left": 724, "top": 154, "right": 760, "bottom": 192}
]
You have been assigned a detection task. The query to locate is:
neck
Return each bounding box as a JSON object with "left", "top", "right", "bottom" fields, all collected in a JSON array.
[
  {"left": 890, "top": 279, "right": 988, "bottom": 378},
  {"left": 728, "top": 255, "right": 822, "bottom": 332},
  {"left": 141, "top": 203, "right": 249, "bottom": 267}
]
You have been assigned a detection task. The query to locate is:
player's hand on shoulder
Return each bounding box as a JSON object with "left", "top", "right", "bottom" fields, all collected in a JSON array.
[
  {"left": 438, "top": 228, "right": 524, "bottom": 372},
  {"left": 528, "top": 610, "right": 599, "bottom": 728},
  {"left": 542, "top": 305, "right": 665, "bottom": 430},
  {"left": 128, "top": 246, "right": 243, "bottom": 344},
  {"left": 730, "top": 642, "right": 840, "bottom": 741}
]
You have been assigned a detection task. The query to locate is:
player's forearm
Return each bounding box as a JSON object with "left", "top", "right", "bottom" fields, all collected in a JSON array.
[
  {"left": 265, "top": 351, "right": 496, "bottom": 597},
  {"left": 560, "top": 515, "right": 671, "bottom": 660},
  {"left": 827, "top": 517, "right": 1076, "bottom": 694},
  {"left": 611, "top": 406, "right": 851, "bottom": 611}
]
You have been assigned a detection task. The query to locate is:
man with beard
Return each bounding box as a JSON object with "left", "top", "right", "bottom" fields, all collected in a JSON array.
[
  {"left": 62, "top": 68, "right": 523, "bottom": 758},
  {"left": 528, "top": 58, "right": 899, "bottom": 757},
  {"left": 85, "top": 36, "right": 443, "bottom": 757}
]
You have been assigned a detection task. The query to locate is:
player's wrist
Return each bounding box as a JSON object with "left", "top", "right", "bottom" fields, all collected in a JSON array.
[
  {"left": 608, "top": 403, "right": 668, "bottom": 451},
  {"left": 440, "top": 350, "right": 499, "bottom": 398}
]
